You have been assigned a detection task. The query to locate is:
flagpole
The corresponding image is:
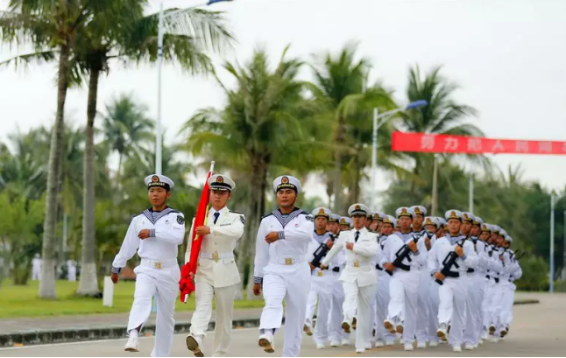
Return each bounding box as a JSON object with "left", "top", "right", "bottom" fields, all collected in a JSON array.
[{"left": 183, "top": 161, "right": 215, "bottom": 303}]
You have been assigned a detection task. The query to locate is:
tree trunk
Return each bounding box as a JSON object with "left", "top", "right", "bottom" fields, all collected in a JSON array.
[
  {"left": 39, "top": 43, "right": 71, "bottom": 299},
  {"left": 332, "top": 117, "right": 345, "bottom": 213},
  {"left": 352, "top": 148, "right": 361, "bottom": 204},
  {"left": 77, "top": 66, "right": 101, "bottom": 296},
  {"left": 237, "top": 155, "right": 268, "bottom": 300}
]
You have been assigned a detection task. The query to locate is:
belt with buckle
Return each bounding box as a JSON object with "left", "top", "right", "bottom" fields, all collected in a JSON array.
[
  {"left": 270, "top": 257, "right": 305, "bottom": 265},
  {"left": 317, "top": 271, "right": 323, "bottom": 277},
  {"left": 348, "top": 260, "right": 371, "bottom": 268},
  {"left": 200, "top": 251, "right": 234, "bottom": 262},
  {"left": 141, "top": 258, "right": 177, "bottom": 270}
]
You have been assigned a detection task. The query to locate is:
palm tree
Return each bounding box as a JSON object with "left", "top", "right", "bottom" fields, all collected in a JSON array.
[
  {"left": 310, "top": 42, "right": 398, "bottom": 212},
  {"left": 1, "top": 0, "right": 116, "bottom": 298},
  {"left": 182, "top": 46, "right": 315, "bottom": 294},
  {"left": 102, "top": 94, "right": 155, "bottom": 183}
]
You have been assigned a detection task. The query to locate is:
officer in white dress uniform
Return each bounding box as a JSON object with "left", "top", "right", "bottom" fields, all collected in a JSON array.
[
  {"left": 374, "top": 215, "right": 399, "bottom": 347},
  {"left": 185, "top": 174, "right": 245, "bottom": 357},
  {"left": 326, "top": 214, "right": 349, "bottom": 347},
  {"left": 253, "top": 176, "right": 313, "bottom": 357},
  {"left": 321, "top": 203, "right": 380, "bottom": 354},
  {"left": 31, "top": 253, "right": 42, "bottom": 280},
  {"left": 427, "top": 210, "right": 478, "bottom": 352},
  {"left": 304, "top": 207, "right": 335, "bottom": 348},
  {"left": 111, "top": 174, "right": 185, "bottom": 356},
  {"left": 382, "top": 208, "right": 427, "bottom": 351}
]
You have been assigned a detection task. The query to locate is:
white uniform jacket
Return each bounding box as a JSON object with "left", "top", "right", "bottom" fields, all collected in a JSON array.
[
  {"left": 322, "top": 227, "right": 380, "bottom": 287},
  {"left": 186, "top": 207, "right": 245, "bottom": 288},
  {"left": 112, "top": 207, "right": 185, "bottom": 272},
  {"left": 253, "top": 208, "right": 314, "bottom": 283},
  {"left": 427, "top": 236, "right": 478, "bottom": 277}
]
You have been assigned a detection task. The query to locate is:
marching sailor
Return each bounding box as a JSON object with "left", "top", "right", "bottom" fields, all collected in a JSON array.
[
  {"left": 498, "top": 234, "right": 521, "bottom": 338},
  {"left": 111, "top": 174, "right": 185, "bottom": 356},
  {"left": 321, "top": 204, "right": 380, "bottom": 353},
  {"left": 427, "top": 210, "right": 478, "bottom": 352},
  {"left": 304, "top": 207, "right": 334, "bottom": 348},
  {"left": 382, "top": 207, "right": 427, "bottom": 351},
  {"left": 185, "top": 174, "right": 245, "bottom": 357},
  {"left": 253, "top": 176, "right": 313, "bottom": 357},
  {"left": 326, "top": 214, "right": 349, "bottom": 347}
]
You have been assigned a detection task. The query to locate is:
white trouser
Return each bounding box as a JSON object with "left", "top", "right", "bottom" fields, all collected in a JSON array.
[
  {"left": 32, "top": 268, "right": 41, "bottom": 280},
  {"left": 127, "top": 264, "right": 180, "bottom": 357},
  {"left": 483, "top": 277, "right": 495, "bottom": 330},
  {"left": 463, "top": 273, "right": 485, "bottom": 345},
  {"left": 189, "top": 281, "right": 238, "bottom": 357},
  {"left": 260, "top": 263, "right": 311, "bottom": 357},
  {"left": 305, "top": 274, "right": 333, "bottom": 344},
  {"left": 343, "top": 281, "right": 376, "bottom": 351},
  {"left": 438, "top": 276, "right": 467, "bottom": 347},
  {"left": 375, "top": 272, "right": 396, "bottom": 343},
  {"left": 328, "top": 272, "right": 347, "bottom": 342},
  {"left": 387, "top": 269, "right": 420, "bottom": 345},
  {"left": 488, "top": 280, "right": 505, "bottom": 330},
  {"left": 499, "top": 281, "right": 516, "bottom": 330},
  {"left": 427, "top": 277, "right": 440, "bottom": 343},
  {"left": 416, "top": 269, "right": 431, "bottom": 344}
]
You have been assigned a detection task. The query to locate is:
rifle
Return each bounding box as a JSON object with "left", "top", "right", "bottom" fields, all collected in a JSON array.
[
  {"left": 386, "top": 232, "right": 424, "bottom": 276},
  {"left": 435, "top": 239, "right": 466, "bottom": 285},
  {"left": 310, "top": 234, "right": 337, "bottom": 269}
]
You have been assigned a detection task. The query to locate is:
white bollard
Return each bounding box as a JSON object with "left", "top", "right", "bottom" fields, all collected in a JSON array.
[{"left": 103, "top": 276, "right": 114, "bottom": 307}]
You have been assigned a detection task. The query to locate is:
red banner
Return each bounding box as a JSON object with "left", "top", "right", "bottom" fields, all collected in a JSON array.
[
  {"left": 179, "top": 163, "right": 214, "bottom": 302},
  {"left": 391, "top": 132, "right": 566, "bottom": 155}
]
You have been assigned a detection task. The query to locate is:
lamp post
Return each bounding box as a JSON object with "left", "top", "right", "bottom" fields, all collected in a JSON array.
[
  {"left": 550, "top": 192, "right": 565, "bottom": 293},
  {"left": 155, "top": 0, "right": 232, "bottom": 174},
  {"left": 370, "top": 100, "right": 427, "bottom": 211}
]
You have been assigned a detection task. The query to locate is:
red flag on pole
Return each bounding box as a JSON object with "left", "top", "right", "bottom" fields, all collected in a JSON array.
[{"left": 179, "top": 161, "right": 215, "bottom": 303}]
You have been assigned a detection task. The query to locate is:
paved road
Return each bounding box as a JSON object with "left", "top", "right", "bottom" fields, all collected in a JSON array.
[{"left": 1, "top": 293, "right": 564, "bottom": 357}]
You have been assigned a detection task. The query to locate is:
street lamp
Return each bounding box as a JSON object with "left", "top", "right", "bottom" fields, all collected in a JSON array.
[
  {"left": 370, "top": 100, "right": 428, "bottom": 210},
  {"left": 155, "top": 0, "right": 233, "bottom": 174},
  {"left": 550, "top": 192, "right": 565, "bottom": 293}
]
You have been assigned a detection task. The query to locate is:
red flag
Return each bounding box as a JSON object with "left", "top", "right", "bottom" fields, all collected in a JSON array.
[{"left": 179, "top": 162, "right": 215, "bottom": 302}]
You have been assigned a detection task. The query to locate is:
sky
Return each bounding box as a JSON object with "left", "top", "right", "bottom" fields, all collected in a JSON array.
[{"left": 1, "top": 0, "right": 566, "bottom": 208}]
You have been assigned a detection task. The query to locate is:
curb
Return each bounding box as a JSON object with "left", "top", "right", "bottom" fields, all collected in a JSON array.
[
  {"left": 0, "top": 299, "right": 539, "bottom": 348},
  {"left": 0, "top": 317, "right": 266, "bottom": 348}
]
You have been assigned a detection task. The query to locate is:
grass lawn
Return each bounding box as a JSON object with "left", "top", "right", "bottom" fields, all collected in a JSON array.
[{"left": 0, "top": 280, "right": 264, "bottom": 319}]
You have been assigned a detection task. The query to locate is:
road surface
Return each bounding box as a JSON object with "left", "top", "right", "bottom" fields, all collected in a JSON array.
[{"left": 1, "top": 293, "right": 564, "bottom": 357}]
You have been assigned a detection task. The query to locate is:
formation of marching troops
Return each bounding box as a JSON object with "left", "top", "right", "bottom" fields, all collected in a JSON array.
[{"left": 111, "top": 173, "right": 522, "bottom": 357}]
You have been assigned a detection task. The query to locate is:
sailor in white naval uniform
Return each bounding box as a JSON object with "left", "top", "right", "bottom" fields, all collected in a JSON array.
[
  {"left": 253, "top": 175, "right": 313, "bottom": 357},
  {"left": 111, "top": 174, "right": 185, "bottom": 356},
  {"left": 382, "top": 208, "right": 427, "bottom": 351},
  {"left": 428, "top": 210, "right": 478, "bottom": 352},
  {"left": 320, "top": 203, "right": 380, "bottom": 354},
  {"left": 185, "top": 174, "right": 245, "bottom": 357},
  {"left": 326, "top": 214, "right": 348, "bottom": 347}
]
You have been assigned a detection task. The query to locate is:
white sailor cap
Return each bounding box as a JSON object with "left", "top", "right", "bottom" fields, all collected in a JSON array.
[
  {"left": 481, "top": 222, "right": 492, "bottom": 232},
  {"left": 396, "top": 206, "right": 413, "bottom": 219},
  {"left": 339, "top": 216, "right": 352, "bottom": 227},
  {"left": 436, "top": 217, "right": 447, "bottom": 226},
  {"left": 492, "top": 225, "right": 501, "bottom": 234},
  {"left": 411, "top": 205, "right": 427, "bottom": 217},
  {"left": 423, "top": 216, "right": 438, "bottom": 227},
  {"left": 461, "top": 212, "right": 475, "bottom": 223},
  {"left": 273, "top": 175, "right": 301, "bottom": 193},
  {"left": 382, "top": 215, "right": 397, "bottom": 228},
  {"left": 445, "top": 209, "right": 463, "bottom": 221},
  {"left": 348, "top": 203, "right": 370, "bottom": 217},
  {"left": 505, "top": 235, "right": 513, "bottom": 243},
  {"left": 371, "top": 212, "right": 386, "bottom": 221},
  {"left": 208, "top": 174, "right": 235, "bottom": 191},
  {"left": 329, "top": 213, "right": 341, "bottom": 223},
  {"left": 473, "top": 216, "right": 483, "bottom": 226},
  {"left": 499, "top": 228, "right": 508, "bottom": 237},
  {"left": 145, "top": 174, "right": 175, "bottom": 190},
  {"left": 312, "top": 207, "right": 332, "bottom": 219}
]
